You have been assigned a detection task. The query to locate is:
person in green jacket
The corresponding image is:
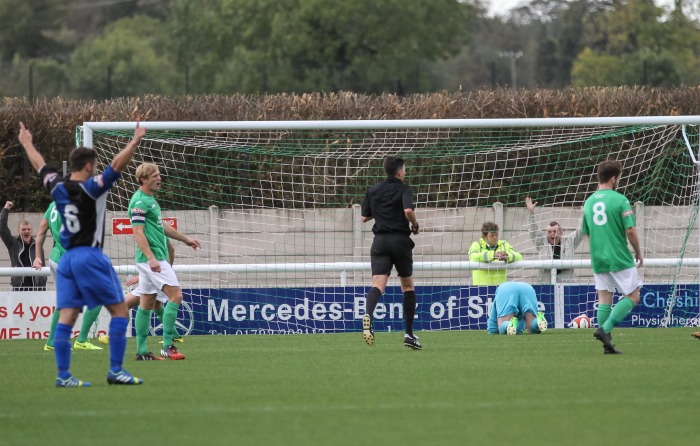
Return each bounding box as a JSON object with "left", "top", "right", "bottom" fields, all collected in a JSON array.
[{"left": 468, "top": 221, "right": 522, "bottom": 286}]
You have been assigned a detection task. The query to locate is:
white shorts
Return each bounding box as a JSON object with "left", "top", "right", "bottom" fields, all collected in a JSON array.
[
  {"left": 136, "top": 261, "right": 180, "bottom": 295},
  {"left": 594, "top": 267, "right": 643, "bottom": 296},
  {"left": 130, "top": 285, "right": 169, "bottom": 305}
]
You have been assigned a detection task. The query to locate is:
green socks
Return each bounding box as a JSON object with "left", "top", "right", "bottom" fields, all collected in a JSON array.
[
  {"left": 603, "top": 297, "right": 635, "bottom": 333},
  {"left": 162, "top": 302, "right": 180, "bottom": 347},
  {"left": 155, "top": 306, "right": 180, "bottom": 338},
  {"left": 597, "top": 303, "right": 612, "bottom": 328},
  {"left": 135, "top": 307, "right": 152, "bottom": 355},
  {"left": 76, "top": 305, "right": 103, "bottom": 343},
  {"left": 154, "top": 307, "right": 165, "bottom": 323}
]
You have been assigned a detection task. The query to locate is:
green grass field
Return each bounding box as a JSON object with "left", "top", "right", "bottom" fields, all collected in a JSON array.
[{"left": 1, "top": 328, "right": 698, "bottom": 446}]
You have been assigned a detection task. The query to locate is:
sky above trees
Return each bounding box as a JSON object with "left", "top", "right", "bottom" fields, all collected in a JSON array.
[{"left": 487, "top": 0, "right": 674, "bottom": 16}]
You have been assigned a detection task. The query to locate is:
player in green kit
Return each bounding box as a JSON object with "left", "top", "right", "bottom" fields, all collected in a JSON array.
[
  {"left": 98, "top": 239, "right": 184, "bottom": 349},
  {"left": 34, "top": 202, "right": 103, "bottom": 351},
  {"left": 582, "top": 160, "right": 643, "bottom": 354},
  {"left": 129, "top": 162, "right": 200, "bottom": 360}
]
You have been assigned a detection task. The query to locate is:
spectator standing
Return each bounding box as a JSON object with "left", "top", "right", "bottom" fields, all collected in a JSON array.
[
  {"left": 1, "top": 201, "right": 47, "bottom": 291},
  {"left": 526, "top": 197, "right": 584, "bottom": 283}
]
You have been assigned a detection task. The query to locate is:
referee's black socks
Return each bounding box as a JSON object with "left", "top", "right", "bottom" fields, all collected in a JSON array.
[
  {"left": 403, "top": 290, "right": 416, "bottom": 336},
  {"left": 366, "top": 287, "right": 382, "bottom": 319}
]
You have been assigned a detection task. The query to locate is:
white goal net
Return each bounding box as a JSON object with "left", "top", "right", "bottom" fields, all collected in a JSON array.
[{"left": 80, "top": 117, "right": 700, "bottom": 334}]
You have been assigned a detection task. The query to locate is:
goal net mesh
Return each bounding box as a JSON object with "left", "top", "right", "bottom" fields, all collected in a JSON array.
[{"left": 85, "top": 121, "right": 700, "bottom": 334}]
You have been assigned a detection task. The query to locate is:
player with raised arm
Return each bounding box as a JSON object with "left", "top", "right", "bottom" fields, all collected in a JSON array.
[
  {"left": 34, "top": 201, "right": 105, "bottom": 351},
  {"left": 582, "top": 159, "right": 643, "bottom": 355},
  {"left": 129, "top": 163, "right": 200, "bottom": 360},
  {"left": 18, "top": 121, "right": 145, "bottom": 387}
]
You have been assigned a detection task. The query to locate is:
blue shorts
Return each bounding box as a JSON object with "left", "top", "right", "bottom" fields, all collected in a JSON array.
[{"left": 56, "top": 246, "right": 124, "bottom": 310}]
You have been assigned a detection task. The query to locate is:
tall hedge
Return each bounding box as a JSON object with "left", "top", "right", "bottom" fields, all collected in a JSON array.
[{"left": 2, "top": 87, "right": 699, "bottom": 211}]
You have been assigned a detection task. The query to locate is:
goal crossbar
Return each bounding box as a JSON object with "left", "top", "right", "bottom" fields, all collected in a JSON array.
[{"left": 80, "top": 116, "right": 700, "bottom": 145}]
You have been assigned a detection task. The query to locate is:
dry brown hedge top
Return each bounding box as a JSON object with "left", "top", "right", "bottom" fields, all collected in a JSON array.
[{"left": 2, "top": 87, "right": 699, "bottom": 211}]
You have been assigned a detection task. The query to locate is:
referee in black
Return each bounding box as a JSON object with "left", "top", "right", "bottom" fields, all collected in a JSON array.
[{"left": 360, "top": 156, "right": 421, "bottom": 350}]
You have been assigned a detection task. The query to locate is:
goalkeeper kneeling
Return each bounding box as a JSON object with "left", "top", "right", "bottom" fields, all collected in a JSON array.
[{"left": 487, "top": 282, "right": 548, "bottom": 335}]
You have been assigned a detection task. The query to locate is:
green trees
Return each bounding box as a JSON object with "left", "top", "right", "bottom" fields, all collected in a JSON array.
[
  {"left": 0, "top": 0, "right": 73, "bottom": 97},
  {"left": 168, "top": 0, "right": 474, "bottom": 93},
  {"left": 69, "top": 16, "right": 178, "bottom": 99},
  {"left": 0, "top": 0, "right": 698, "bottom": 97},
  {"left": 0, "top": 0, "right": 70, "bottom": 62},
  {"left": 572, "top": 0, "right": 700, "bottom": 86}
]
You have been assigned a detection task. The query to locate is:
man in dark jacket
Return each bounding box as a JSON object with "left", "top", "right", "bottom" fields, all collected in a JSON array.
[{"left": 1, "top": 201, "right": 47, "bottom": 291}]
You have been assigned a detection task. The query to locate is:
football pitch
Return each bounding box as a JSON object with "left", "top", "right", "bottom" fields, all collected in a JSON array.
[{"left": 1, "top": 328, "right": 698, "bottom": 446}]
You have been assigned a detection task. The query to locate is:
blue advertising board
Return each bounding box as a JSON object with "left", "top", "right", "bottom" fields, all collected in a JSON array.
[{"left": 139, "top": 284, "right": 700, "bottom": 336}]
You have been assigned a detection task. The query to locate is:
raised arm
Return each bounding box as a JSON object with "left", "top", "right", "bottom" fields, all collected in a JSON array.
[
  {"left": 18, "top": 122, "right": 46, "bottom": 173},
  {"left": 526, "top": 197, "right": 545, "bottom": 248},
  {"left": 570, "top": 218, "right": 585, "bottom": 249},
  {"left": 111, "top": 123, "right": 146, "bottom": 173},
  {"left": 0, "top": 203, "right": 13, "bottom": 250}
]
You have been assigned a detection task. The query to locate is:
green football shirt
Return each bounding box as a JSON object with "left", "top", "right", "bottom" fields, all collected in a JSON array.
[
  {"left": 582, "top": 188, "right": 636, "bottom": 273},
  {"left": 128, "top": 189, "right": 168, "bottom": 263},
  {"left": 44, "top": 202, "right": 66, "bottom": 263}
]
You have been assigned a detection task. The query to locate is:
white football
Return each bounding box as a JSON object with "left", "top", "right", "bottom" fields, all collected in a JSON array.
[{"left": 570, "top": 314, "right": 591, "bottom": 329}]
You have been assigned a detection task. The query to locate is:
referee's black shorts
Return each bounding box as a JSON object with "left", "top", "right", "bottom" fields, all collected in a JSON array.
[{"left": 370, "top": 233, "right": 414, "bottom": 277}]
